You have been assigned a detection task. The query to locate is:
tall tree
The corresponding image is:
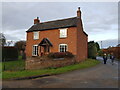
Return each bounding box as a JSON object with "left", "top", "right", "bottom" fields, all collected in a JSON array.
[
  {"left": 0, "top": 33, "right": 6, "bottom": 46},
  {"left": 95, "top": 42, "right": 100, "bottom": 51},
  {"left": 14, "top": 40, "right": 26, "bottom": 52},
  {"left": 88, "top": 41, "right": 97, "bottom": 59}
]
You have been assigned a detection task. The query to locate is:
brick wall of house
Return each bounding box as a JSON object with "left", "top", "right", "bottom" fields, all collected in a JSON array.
[
  {"left": 26, "top": 27, "right": 77, "bottom": 57},
  {"left": 76, "top": 18, "right": 88, "bottom": 62}
]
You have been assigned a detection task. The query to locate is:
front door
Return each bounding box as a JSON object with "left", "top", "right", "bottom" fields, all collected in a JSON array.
[
  {"left": 44, "top": 46, "right": 50, "bottom": 54},
  {"left": 40, "top": 46, "right": 50, "bottom": 56}
]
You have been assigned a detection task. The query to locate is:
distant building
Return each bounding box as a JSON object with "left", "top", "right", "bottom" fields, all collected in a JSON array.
[
  {"left": 116, "top": 44, "right": 120, "bottom": 47},
  {"left": 102, "top": 45, "right": 120, "bottom": 59}
]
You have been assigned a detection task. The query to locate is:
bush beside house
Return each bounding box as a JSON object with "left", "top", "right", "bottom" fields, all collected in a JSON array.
[{"left": 47, "top": 52, "right": 74, "bottom": 58}]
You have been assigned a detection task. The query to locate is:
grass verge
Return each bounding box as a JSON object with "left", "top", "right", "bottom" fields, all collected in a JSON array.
[
  {"left": 1, "top": 56, "right": 25, "bottom": 71},
  {"left": 2, "top": 59, "right": 100, "bottom": 80}
]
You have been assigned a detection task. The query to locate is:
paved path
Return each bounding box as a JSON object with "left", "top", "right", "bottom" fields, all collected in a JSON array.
[{"left": 2, "top": 57, "right": 119, "bottom": 88}]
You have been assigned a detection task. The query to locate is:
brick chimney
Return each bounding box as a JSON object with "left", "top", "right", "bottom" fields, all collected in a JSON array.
[
  {"left": 34, "top": 17, "right": 40, "bottom": 24},
  {"left": 77, "top": 7, "right": 81, "bottom": 18},
  {"left": 77, "top": 7, "right": 83, "bottom": 32}
]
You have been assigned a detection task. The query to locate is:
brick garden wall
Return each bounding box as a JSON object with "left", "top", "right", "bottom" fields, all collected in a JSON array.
[{"left": 25, "top": 57, "right": 76, "bottom": 70}]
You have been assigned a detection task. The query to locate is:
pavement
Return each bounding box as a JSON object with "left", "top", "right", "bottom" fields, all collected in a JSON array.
[{"left": 2, "top": 57, "right": 119, "bottom": 88}]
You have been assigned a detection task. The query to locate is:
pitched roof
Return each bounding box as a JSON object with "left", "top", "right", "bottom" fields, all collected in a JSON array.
[
  {"left": 26, "top": 17, "right": 77, "bottom": 32},
  {"left": 38, "top": 38, "right": 53, "bottom": 46}
]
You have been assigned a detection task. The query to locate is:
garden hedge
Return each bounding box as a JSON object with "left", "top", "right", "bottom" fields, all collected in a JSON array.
[{"left": 2, "top": 46, "right": 18, "bottom": 61}]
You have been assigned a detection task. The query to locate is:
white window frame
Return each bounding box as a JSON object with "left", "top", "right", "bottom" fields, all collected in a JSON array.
[
  {"left": 33, "top": 31, "right": 39, "bottom": 40},
  {"left": 59, "top": 44, "right": 68, "bottom": 52},
  {"left": 59, "top": 28, "right": 67, "bottom": 38},
  {"left": 32, "top": 45, "right": 38, "bottom": 56}
]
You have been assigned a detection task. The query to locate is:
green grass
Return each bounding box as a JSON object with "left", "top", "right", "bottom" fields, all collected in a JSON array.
[
  {"left": 2, "top": 58, "right": 25, "bottom": 71},
  {"left": 2, "top": 59, "right": 100, "bottom": 80}
]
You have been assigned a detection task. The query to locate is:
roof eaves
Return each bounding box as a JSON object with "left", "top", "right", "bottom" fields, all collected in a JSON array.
[{"left": 26, "top": 25, "right": 77, "bottom": 32}]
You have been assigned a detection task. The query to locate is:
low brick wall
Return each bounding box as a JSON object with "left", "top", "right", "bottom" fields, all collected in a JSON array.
[{"left": 25, "top": 56, "right": 76, "bottom": 70}]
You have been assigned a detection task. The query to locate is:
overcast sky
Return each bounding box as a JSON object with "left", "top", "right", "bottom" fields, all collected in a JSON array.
[{"left": 1, "top": 2, "right": 118, "bottom": 48}]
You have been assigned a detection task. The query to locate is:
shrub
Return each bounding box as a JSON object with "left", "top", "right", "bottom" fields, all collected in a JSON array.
[
  {"left": 97, "top": 49, "right": 104, "bottom": 56},
  {"left": 65, "top": 51, "right": 74, "bottom": 58},
  {"left": 47, "top": 52, "right": 74, "bottom": 58},
  {"left": 2, "top": 46, "right": 18, "bottom": 61}
]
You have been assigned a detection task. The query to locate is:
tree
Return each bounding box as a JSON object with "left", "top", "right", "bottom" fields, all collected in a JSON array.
[
  {"left": 97, "top": 49, "right": 104, "bottom": 56},
  {"left": 95, "top": 42, "right": 100, "bottom": 51},
  {"left": 6, "top": 40, "right": 13, "bottom": 46},
  {"left": 14, "top": 40, "right": 26, "bottom": 52},
  {"left": 0, "top": 33, "right": 6, "bottom": 46},
  {"left": 14, "top": 41, "right": 26, "bottom": 59},
  {"left": 88, "top": 41, "right": 98, "bottom": 59}
]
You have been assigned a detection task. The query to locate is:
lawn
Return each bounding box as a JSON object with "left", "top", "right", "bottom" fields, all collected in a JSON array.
[
  {"left": 2, "top": 56, "right": 25, "bottom": 71},
  {"left": 2, "top": 59, "right": 100, "bottom": 80}
]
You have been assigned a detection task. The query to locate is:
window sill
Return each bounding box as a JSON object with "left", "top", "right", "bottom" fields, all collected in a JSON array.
[
  {"left": 33, "top": 39, "right": 39, "bottom": 40},
  {"left": 32, "top": 55, "right": 38, "bottom": 57},
  {"left": 59, "top": 37, "right": 67, "bottom": 39}
]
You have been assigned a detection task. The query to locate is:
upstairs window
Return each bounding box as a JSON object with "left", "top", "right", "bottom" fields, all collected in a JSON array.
[
  {"left": 33, "top": 31, "right": 39, "bottom": 40},
  {"left": 32, "top": 45, "right": 38, "bottom": 56},
  {"left": 59, "top": 28, "right": 67, "bottom": 38},
  {"left": 59, "top": 44, "right": 67, "bottom": 52}
]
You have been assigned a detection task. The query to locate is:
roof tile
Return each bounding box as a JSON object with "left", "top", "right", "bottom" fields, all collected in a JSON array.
[{"left": 27, "top": 17, "right": 77, "bottom": 32}]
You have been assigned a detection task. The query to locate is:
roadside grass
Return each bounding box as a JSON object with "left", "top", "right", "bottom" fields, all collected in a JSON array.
[
  {"left": 2, "top": 59, "right": 100, "bottom": 80},
  {"left": 1, "top": 56, "right": 25, "bottom": 71}
]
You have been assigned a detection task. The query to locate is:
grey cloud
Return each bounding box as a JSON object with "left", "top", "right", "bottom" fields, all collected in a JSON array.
[
  {"left": 2, "top": 2, "right": 117, "bottom": 32},
  {"left": 5, "top": 34, "right": 20, "bottom": 41},
  {"left": 4, "top": 29, "right": 26, "bottom": 41},
  {"left": 1, "top": 2, "right": 118, "bottom": 48},
  {"left": 97, "top": 39, "right": 118, "bottom": 48},
  {"left": 82, "top": 2, "right": 118, "bottom": 33},
  {"left": 2, "top": 2, "right": 74, "bottom": 31}
]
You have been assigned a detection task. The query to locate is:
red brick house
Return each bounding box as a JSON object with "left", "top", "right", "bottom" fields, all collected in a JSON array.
[{"left": 26, "top": 7, "right": 88, "bottom": 62}]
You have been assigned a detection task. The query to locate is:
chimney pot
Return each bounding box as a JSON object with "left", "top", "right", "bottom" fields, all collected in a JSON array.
[
  {"left": 37, "top": 17, "right": 39, "bottom": 20},
  {"left": 34, "top": 17, "right": 40, "bottom": 24},
  {"left": 77, "top": 7, "right": 81, "bottom": 18}
]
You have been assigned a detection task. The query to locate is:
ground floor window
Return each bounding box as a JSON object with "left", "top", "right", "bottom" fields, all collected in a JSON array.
[
  {"left": 32, "top": 45, "right": 38, "bottom": 56},
  {"left": 59, "top": 44, "right": 67, "bottom": 52}
]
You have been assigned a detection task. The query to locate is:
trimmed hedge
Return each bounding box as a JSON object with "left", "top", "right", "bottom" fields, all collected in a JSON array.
[
  {"left": 47, "top": 52, "right": 74, "bottom": 58},
  {"left": 2, "top": 47, "right": 18, "bottom": 61}
]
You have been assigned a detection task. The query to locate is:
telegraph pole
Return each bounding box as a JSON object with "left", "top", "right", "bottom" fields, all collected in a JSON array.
[{"left": 101, "top": 41, "right": 102, "bottom": 49}]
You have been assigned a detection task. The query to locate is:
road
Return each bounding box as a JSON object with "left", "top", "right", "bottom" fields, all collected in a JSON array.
[{"left": 2, "top": 57, "right": 119, "bottom": 88}]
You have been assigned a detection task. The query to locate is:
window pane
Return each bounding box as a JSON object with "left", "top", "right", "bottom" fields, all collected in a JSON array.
[
  {"left": 36, "top": 46, "right": 38, "bottom": 55},
  {"left": 33, "top": 45, "right": 38, "bottom": 56},
  {"left": 60, "top": 46, "right": 62, "bottom": 52},
  {"left": 65, "top": 45, "right": 67, "bottom": 52},
  {"left": 35, "top": 46, "right": 36, "bottom": 55},
  {"left": 61, "top": 47, "right": 64, "bottom": 52}
]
